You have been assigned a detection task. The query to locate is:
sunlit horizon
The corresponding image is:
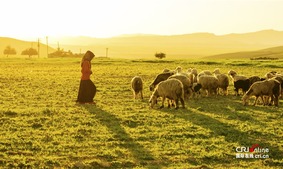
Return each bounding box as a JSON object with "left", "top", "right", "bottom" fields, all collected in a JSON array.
[{"left": 1, "top": 0, "right": 283, "bottom": 42}]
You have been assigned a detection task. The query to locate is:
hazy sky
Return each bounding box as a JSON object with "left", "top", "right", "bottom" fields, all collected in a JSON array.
[{"left": 1, "top": 0, "right": 283, "bottom": 40}]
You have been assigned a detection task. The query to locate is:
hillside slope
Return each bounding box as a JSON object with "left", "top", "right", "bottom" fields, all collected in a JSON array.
[
  {"left": 0, "top": 37, "right": 55, "bottom": 57},
  {"left": 2, "top": 29, "right": 283, "bottom": 59},
  {"left": 49, "top": 29, "right": 283, "bottom": 58},
  {"left": 203, "top": 46, "right": 283, "bottom": 59}
]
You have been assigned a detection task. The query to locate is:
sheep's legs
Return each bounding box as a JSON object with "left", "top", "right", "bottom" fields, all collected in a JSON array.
[
  {"left": 160, "top": 97, "right": 165, "bottom": 109},
  {"left": 253, "top": 96, "right": 259, "bottom": 106},
  {"left": 140, "top": 91, "right": 143, "bottom": 99}
]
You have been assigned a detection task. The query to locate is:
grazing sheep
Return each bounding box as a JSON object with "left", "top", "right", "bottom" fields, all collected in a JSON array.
[
  {"left": 197, "top": 70, "right": 212, "bottom": 80},
  {"left": 187, "top": 68, "right": 198, "bottom": 83},
  {"left": 149, "top": 72, "right": 174, "bottom": 91},
  {"left": 192, "top": 83, "right": 202, "bottom": 98},
  {"left": 213, "top": 68, "right": 222, "bottom": 75},
  {"left": 168, "top": 74, "right": 193, "bottom": 100},
  {"left": 174, "top": 66, "right": 190, "bottom": 78},
  {"left": 131, "top": 76, "right": 143, "bottom": 99},
  {"left": 197, "top": 75, "right": 219, "bottom": 96},
  {"left": 234, "top": 79, "right": 250, "bottom": 96},
  {"left": 242, "top": 79, "right": 281, "bottom": 106},
  {"left": 272, "top": 76, "right": 283, "bottom": 96},
  {"left": 175, "top": 66, "right": 182, "bottom": 73},
  {"left": 149, "top": 79, "right": 185, "bottom": 109},
  {"left": 265, "top": 71, "right": 277, "bottom": 79},
  {"left": 228, "top": 70, "right": 247, "bottom": 81},
  {"left": 248, "top": 76, "right": 261, "bottom": 85},
  {"left": 213, "top": 69, "right": 229, "bottom": 95},
  {"left": 162, "top": 68, "right": 171, "bottom": 73}
]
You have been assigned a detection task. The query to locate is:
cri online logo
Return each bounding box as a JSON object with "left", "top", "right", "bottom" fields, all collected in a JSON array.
[{"left": 236, "top": 144, "right": 269, "bottom": 153}]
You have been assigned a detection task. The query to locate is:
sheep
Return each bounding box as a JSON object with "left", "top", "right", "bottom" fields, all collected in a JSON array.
[
  {"left": 174, "top": 66, "right": 190, "bottom": 78},
  {"left": 192, "top": 83, "right": 202, "bottom": 98},
  {"left": 162, "top": 68, "right": 176, "bottom": 73},
  {"left": 188, "top": 68, "right": 198, "bottom": 82},
  {"left": 212, "top": 68, "right": 221, "bottom": 75},
  {"left": 228, "top": 70, "right": 247, "bottom": 82},
  {"left": 234, "top": 79, "right": 250, "bottom": 96},
  {"left": 187, "top": 68, "right": 198, "bottom": 83},
  {"left": 197, "top": 75, "right": 219, "bottom": 96},
  {"left": 149, "top": 79, "right": 185, "bottom": 109},
  {"left": 213, "top": 68, "right": 229, "bottom": 95},
  {"left": 248, "top": 76, "right": 261, "bottom": 85},
  {"left": 168, "top": 74, "right": 193, "bottom": 100},
  {"left": 197, "top": 70, "right": 212, "bottom": 79},
  {"left": 272, "top": 76, "right": 283, "bottom": 96},
  {"left": 242, "top": 79, "right": 281, "bottom": 106},
  {"left": 149, "top": 72, "right": 174, "bottom": 91},
  {"left": 265, "top": 71, "right": 277, "bottom": 79},
  {"left": 131, "top": 76, "right": 143, "bottom": 99}
]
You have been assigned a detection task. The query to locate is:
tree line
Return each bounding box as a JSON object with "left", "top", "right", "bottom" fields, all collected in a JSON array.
[
  {"left": 4, "top": 45, "right": 167, "bottom": 59},
  {"left": 2, "top": 45, "right": 83, "bottom": 58},
  {"left": 3, "top": 45, "right": 38, "bottom": 58}
]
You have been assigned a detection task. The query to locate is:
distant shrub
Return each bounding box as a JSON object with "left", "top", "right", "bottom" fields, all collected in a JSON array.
[
  {"left": 250, "top": 57, "right": 279, "bottom": 60},
  {"left": 155, "top": 52, "right": 166, "bottom": 59},
  {"left": 193, "top": 61, "right": 221, "bottom": 65}
]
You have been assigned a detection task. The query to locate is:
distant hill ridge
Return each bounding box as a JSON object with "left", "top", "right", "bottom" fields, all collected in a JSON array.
[
  {"left": 0, "top": 37, "right": 55, "bottom": 57},
  {"left": 204, "top": 45, "right": 283, "bottom": 59},
  {"left": 1, "top": 29, "right": 283, "bottom": 58}
]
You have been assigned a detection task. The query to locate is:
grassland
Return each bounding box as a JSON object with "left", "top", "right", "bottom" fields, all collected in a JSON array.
[{"left": 0, "top": 57, "right": 282, "bottom": 168}]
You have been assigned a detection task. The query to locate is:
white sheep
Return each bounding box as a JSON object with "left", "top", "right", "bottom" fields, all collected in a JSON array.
[
  {"left": 168, "top": 74, "right": 193, "bottom": 100},
  {"left": 131, "top": 76, "right": 143, "bottom": 99},
  {"left": 197, "top": 75, "right": 219, "bottom": 96},
  {"left": 213, "top": 68, "right": 229, "bottom": 95},
  {"left": 149, "top": 79, "right": 185, "bottom": 109},
  {"left": 228, "top": 70, "right": 247, "bottom": 82},
  {"left": 242, "top": 79, "right": 281, "bottom": 106},
  {"left": 197, "top": 70, "right": 212, "bottom": 81}
]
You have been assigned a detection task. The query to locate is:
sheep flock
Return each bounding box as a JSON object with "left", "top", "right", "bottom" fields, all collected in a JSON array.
[{"left": 131, "top": 67, "right": 282, "bottom": 109}]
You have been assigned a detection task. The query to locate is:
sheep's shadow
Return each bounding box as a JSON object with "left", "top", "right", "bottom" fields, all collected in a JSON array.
[
  {"left": 167, "top": 106, "right": 283, "bottom": 167},
  {"left": 81, "top": 105, "right": 164, "bottom": 168}
]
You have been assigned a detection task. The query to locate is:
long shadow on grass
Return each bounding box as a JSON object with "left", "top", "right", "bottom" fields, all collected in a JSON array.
[
  {"left": 166, "top": 106, "right": 283, "bottom": 167},
  {"left": 194, "top": 96, "right": 281, "bottom": 139},
  {"left": 83, "top": 105, "right": 164, "bottom": 169}
]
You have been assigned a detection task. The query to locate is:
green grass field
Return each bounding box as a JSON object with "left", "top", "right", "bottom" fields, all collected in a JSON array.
[{"left": 0, "top": 57, "right": 282, "bottom": 168}]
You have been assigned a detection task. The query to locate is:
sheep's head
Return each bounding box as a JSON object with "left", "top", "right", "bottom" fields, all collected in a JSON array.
[
  {"left": 242, "top": 94, "right": 249, "bottom": 106},
  {"left": 228, "top": 70, "right": 237, "bottom": 77},
  {"left": 149, "top": 91, "right": 159, "bottom": 108},
  {"left": 213, "top": 68, "right": 220, "bottom": 74},
  {"left": 175, "top": 66, "right": 182, "bottom": 73},
  {"left": 149, "top": 84, "right": 155, "bottom": 91}
]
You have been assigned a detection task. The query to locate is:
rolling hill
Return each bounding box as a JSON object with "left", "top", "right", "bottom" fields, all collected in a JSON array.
[
  {"left": 0, "top": 37, "right": 56, "bottom": 57},
  {"left": 203, "top": 46, "right": 283, "bottom": 59},
  {"left": 49, "top": 29, "right": 283, "bottom": 59},
  {"left": 2, "top": 29, "right": 283, "bottom": 59}
]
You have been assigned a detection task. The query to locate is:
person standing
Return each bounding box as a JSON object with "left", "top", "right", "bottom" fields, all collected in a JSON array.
[{"left": 76, "top": 50, "right": 96, "bottom": 104}]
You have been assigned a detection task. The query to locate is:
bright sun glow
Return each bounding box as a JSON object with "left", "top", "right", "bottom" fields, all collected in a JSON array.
[{"left": 1, "top": 0, "right": 283, "bottom": 40}]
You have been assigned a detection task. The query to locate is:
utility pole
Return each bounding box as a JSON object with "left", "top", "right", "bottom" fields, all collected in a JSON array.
[
  {"left": 106, "top": 48, "right": 108, "bottom": 58},
  {"left": 38, "top": 38, "right": 40, "bottom": 58},
  {"left": 46, "top": 36, "right": 49, "bottom": 58},
  {"left": 57, "top": 41, "right": 60, "bottom": 51}
]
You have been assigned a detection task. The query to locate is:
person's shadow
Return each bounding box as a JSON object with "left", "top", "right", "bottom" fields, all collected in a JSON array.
[{"left": 82, "top": 105, "right": 165, "bottom": 168}]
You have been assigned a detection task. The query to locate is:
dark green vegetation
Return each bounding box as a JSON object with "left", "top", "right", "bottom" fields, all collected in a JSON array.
[{"left": 0, "top": 58, "right": 282, "bottom": 168}]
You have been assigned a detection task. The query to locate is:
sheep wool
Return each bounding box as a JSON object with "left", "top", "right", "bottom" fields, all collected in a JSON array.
[
  {"left": 149, "top": 79, "right": 185, "bottom": 109},
  {"left": 242, "top": 79, "right": 281, "bottom": 106},
  {"left": 131, "top": 76, "right": 143, "bottom": 99},
  {"left": 168, "top": 74, "right": 192, "bottom": 100},
  {"left": 149, "top": 72, "right": 174, "bottom": 91},
  {"left": 197, "top": 75, "right": 219, "bottom": 96}
]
